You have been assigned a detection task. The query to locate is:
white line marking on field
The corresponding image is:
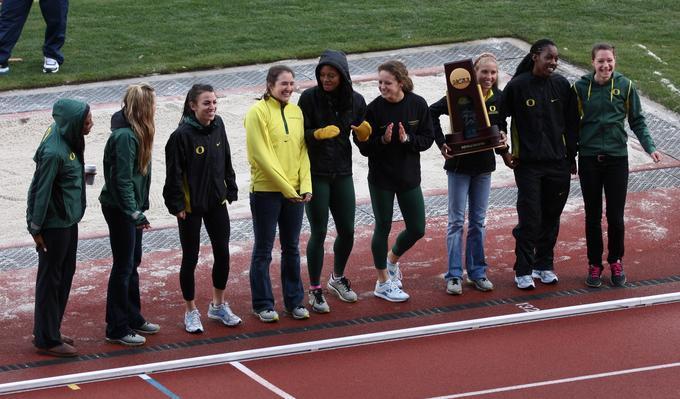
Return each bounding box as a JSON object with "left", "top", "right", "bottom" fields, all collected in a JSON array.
[
  {"left": 231, "top": 361, "right": 295, "bottom": 399},
  {"left": 636, "top": 43, "right": 668, "bottom": 64},
  {"left": 427, "top": 361, "right": 680, "bottom": 398},
  {"left": 660, "top": 78, "right": 680, "bottom": 96}
]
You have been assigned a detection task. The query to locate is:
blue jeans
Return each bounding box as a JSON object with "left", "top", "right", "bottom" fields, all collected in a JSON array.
[
  {"left": 103, "top": 206, "right": 146, "bottom": 339},
  {"left": 0, "top": 0, "right": 69, "bottom": 64},
  {"left": 249, "top": 192, "right": 305, "bottom": 312},
  {"left": 445, "top": 171, "right": 491, "bottom": 281}
]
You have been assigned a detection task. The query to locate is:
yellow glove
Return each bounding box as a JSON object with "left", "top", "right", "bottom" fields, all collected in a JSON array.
[
  {"left": 351, "top": 121, "right": 372, "bottom": 142},
  {"left": 313, "top": 125, "right": 340, "bottom": 140}
]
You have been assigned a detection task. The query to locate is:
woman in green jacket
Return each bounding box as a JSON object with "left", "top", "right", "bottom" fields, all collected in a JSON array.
[
  {"left": 27, "top": 98, "right": 92, "bottom": 357},
  {"left": 573, "top": 43, "right": 662, "bottom": 288},
  {"left": 100, "top": 83, "right": 159, "bottom": 346}
]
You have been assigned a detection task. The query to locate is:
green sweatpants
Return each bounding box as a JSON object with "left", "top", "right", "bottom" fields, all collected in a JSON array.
[
  {"left": 305, "top": 175, "right": 356, "bottom": 285},
  {"left": 368, "top": 183, "right": 425, "bottom": 270}
]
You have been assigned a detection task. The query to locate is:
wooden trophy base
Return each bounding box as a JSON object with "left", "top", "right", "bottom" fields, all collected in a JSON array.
[{"left": 445, "top": 125, "right": 505, "bottom": 156}]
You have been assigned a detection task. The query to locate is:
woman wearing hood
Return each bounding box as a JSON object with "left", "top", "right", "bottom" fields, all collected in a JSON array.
[
  {"left": 297, "top": 49, "right": 369, "bottom": 313},
  {"left": 27, "top": 98, "right": 93, "bottom": 357},
  {"left": 573, "top": 43, "right": 661, "bottom": 288}
]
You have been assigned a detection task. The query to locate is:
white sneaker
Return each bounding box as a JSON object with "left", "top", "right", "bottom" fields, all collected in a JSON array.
[
  {"left": 515, "top": 275, "right": 536, "bottom": 290},
  {"left": 43, "top": 57, "right": 59, "bottom": 73},
  {"left": 446, "top": 278, "right": 463, "bottom": 295},
  {"left": 184, "top": 309, "right": 204, "bottom": 333},
  {"left": 0, "top": 63, "right": 9, "bottom": 74},
  {"left": 532, "top": 270, "right": 559, "bottom": 284},
  {"left": 387, "top": 261, "right": 403, "bottom": 288},
  {"left": 374, "top": 280, "right": 409, "bottom": 302}
]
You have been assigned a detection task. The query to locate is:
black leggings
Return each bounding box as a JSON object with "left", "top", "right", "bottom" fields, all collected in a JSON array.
[{"left": 178, "top": 204, "right": 231, "bottom": 301}]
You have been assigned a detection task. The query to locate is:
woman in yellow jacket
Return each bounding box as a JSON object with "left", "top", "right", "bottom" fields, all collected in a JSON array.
[{"left": 244, "top": 65, "right": 312, "bottom": 323}]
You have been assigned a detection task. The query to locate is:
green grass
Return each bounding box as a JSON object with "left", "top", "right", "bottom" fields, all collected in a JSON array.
[{"left": 2, "top": 0, "right": 679, "bottom": 112}]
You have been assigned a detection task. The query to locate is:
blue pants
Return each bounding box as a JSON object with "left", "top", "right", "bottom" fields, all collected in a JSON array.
[
  {"left": 249, "top": 192, "right": 305, "bottom": 312},
  {"left": 103, "top": 206, "right": 146, "bottom": 339},
  {"left": 445, "top": 171, "right": 491, "bottom": 281},
  {"left": 0, "top": 0, "right": 68, "bottom": 64}
]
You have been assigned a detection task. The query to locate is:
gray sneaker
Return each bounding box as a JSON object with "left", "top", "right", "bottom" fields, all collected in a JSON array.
[
  {"left": 133, "top": 321, "right": 160, "bottom": 335},
  {"left": 105, "top": 333, "right": 146, "bottom": 346},
  {"left": 208, "top": 302, "right": 242, "bottom": 327},
  {"left": 468, "top": 277, "right": 494, "bottom": 292},
  {"left": 254, "top": 309, "right": 279, "bottom": 323},
  {"left": 327, "top": 275, "right": 358, "bottom": 303},
  {"left": 287, "top": 306, "right": 310, "bottom": 320},
  {"left": 42, "top": 57, "right": 59, "bottom": 73},
  {"left": 446, "top": 278, "right": 463, "bottom": 295},
  {"left": 309, "top": 288, "right": 330, "bottom": 313}
]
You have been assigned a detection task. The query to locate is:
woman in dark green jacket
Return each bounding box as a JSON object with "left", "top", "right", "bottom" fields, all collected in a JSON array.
[
  {"left": 574, "top": 43, "right": 662, "bottom": 288},
  {"left": 100, "top": 83, "right": 159, "bottom": 346},
  {"left": 27, "top": 98, "right": 92, "bottom": 357}
]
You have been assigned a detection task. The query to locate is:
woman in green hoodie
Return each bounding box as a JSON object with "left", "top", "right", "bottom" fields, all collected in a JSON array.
[
  {"left": 100, "top": 83, "right": 159, "bottom": 346},
  {"left": 573, "top": 43, "right": 662, "bottom": 288},
  {"left": 27, "top": 98, "right": 92, "bottom": 357}
]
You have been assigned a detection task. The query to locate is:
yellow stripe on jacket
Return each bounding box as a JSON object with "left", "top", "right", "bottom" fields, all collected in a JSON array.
[{"left": 244, "top": 97, "right": 312, "bottom": 199}]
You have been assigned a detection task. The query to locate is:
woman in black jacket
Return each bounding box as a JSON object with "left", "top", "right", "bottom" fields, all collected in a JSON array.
[
  {"left": 163, "top": 84, "right": 240, "bottom": 334},
  {"left": 298, "top": 50, "right": 369, "bottom": 313},
  {"left": 501, "top": 39, "right": 578, "bottom": 290},
  {"left": 356, "top": 60, "right": 434, "bottom": 302}
]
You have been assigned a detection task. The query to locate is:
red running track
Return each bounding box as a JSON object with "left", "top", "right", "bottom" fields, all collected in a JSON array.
[{"left": 11, "top": 301, "right": 680, "bottom": 398}]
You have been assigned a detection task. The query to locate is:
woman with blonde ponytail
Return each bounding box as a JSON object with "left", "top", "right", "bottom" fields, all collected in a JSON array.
[{"left": 100, "top": 83, "right": 159, "bottom": 346}]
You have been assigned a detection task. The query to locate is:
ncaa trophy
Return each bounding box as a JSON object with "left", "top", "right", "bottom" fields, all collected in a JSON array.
[{"left": 444, "top": 59, "right": 504, "bottom": 156}]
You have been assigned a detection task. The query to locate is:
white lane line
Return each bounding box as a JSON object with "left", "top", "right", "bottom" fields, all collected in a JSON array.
[
  {"left": 427, "top": 361, "right": 680, "bottom": 398},
  {"left": 231, "top": 361, "right": 295, "bottom": 399}
]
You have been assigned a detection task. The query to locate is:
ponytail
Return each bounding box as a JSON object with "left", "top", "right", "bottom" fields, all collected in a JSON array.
[{"left": 513, "top": 38, "right": 556, "bottom": 79}]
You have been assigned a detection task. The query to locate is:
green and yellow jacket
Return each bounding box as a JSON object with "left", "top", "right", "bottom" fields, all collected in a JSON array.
[
  {"left": 26, "top": 99, "right": 89, "bottom": 235},
  {"left": 573, "top": 71, "right": 656, "bottom": 156},
  {"left": 99, "top": 110, "right": 151, "bottom": 225}
]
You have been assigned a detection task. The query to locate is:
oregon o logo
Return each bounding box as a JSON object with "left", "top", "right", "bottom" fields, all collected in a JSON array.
[
  {"left": 612, "top": 88, "right": 620, "bottom": 96},
  {"left": 489, "top": 105, "right": 497, "bottom": 112},
  {"left": 449, "top": 68, "right": 471, "bottom": 90},
  {"left": 196, "top": 146, "right": 205, "bottom": 155},
  {"left": 69, "top": 152, "right": 76, "bottom": 160},
  {"left": 526, "top": 99, "right": 536, "bottom": 107}
]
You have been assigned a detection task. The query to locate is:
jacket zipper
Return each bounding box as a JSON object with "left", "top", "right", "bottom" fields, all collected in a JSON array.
[{"left": 280, "top": 104, "right": 289, "bottom": 135}]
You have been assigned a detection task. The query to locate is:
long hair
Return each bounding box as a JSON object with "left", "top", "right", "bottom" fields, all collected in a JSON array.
[
  {"left": 591, "top": 42, "right": 616, "bottom": 60},
  {"left": 181, "top": 83, "right": 215, "bottom": 124},
  {"left": 473, "top": 52, "right": 499, "bottom": 88},
  {"left": 262, "top": 65, "right": 295, "bottom": 100},
  {"left": 513, "top": 38, "right": 556, "bottom": 78},
  {"left": 378, "top": 60, "right": 414, "bottom": 93},
  {"left": 123, "top": 83, "right": 155, "bottom": 176}
]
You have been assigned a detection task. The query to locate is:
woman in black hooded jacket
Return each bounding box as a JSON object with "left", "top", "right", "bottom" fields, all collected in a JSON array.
[
  {"left": 163, "top": 84, "right": 240, "bottom": 334},
  {"left": 297, "top": 49, "right": 370, "bottom": 313}
]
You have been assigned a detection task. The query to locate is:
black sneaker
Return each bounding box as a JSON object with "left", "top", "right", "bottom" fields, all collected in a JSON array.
[
  {"left": 586, "top": 264, "right": 603, "bottom": 288},
  {"left": 610, "top": 261, "right": 627, "bottom": 287}
]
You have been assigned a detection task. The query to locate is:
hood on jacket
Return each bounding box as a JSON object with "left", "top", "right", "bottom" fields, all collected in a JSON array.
[
  {"left": 315, "top": 49, "right": 354, "bottom": 110},
  {"left": 111, "top": 109, "right": 131, "bottom": 130},
  {"left": 52, "top": 98, "right": 89, "bottom": 162}
]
